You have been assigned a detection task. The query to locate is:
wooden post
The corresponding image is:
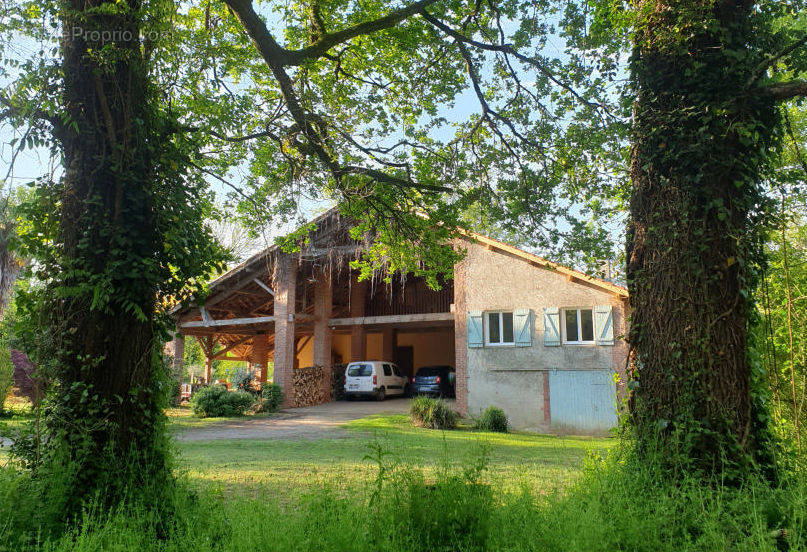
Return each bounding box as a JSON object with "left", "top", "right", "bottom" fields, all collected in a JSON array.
[
  {"left": 349, "top": 273, "right": 367, "bottom": 361},
  {"left": 205, "top": 357, "right": 212, "bottom": 385},
  {"left": 274, "top": 254, "right": 297, "bottom": 407},
  {"left": 251, "top": 334, "right": 269, "bottom": 384},
  {"left": 313, "top": 271, "right": 333, "bottom": 399}
]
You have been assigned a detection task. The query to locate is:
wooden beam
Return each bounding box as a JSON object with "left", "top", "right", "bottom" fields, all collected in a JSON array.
[
  {"left": 212, "top": 336, "right": 252, "bottom": 360},
  {"left": 329, "top": 312, "right": 454, "bottom": 327},
  {"left": 253, "top": 278, "right": 274, "bottom": 296},
  {"left": 181, "top": 315, "right": 276, "bottom": 328}
]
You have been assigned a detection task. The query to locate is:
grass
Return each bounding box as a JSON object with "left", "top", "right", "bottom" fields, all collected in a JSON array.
[
  {"left": 2, "top": 407, "right": 806, "bottom": 551},
  {"left": 176, "top": 414, "right": 614, "bottom": 500}
]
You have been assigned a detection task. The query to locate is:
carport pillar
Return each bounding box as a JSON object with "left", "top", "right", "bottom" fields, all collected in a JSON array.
[
  {"left": 170, "top": 332, "right": 184, "bottom": 382},
  {"left": 313, "top": 272, "right": 333, "bottom": 399},
  {"left": 349, "top": 273, "right": 367, "bottom": 362},
  {"left": 204, "top": 357, "right": 212, "bottom": 384},
  {"left": 274, "top": 254, "right": 297, "bottom": 407},
  {"left": 381, "top": 327, "right": 395, "bottom": 362},
  {"left": 453, "top": 259, "right": 468, "bottom": 415},
  {"left": 251, "top": 333, "right": 269, "bottom": 384}
]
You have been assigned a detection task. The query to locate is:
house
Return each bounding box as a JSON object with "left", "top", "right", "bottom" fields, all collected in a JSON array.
[{"left": 170, "top": 209, "right": 629, "bottom": 434}]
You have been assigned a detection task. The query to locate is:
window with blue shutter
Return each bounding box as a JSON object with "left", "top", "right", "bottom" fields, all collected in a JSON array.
[
  {"left": 467, "top": 311, "right": 483, "bottom": 348},
  {"left": 514, "top": 308, "right": 532, "bottom": 347},
  {"left": 594, "top": 305, "right": 614, "bottom": 345},
  {"left": 543, "top": 307, "right": 561, "bottom": 346}
]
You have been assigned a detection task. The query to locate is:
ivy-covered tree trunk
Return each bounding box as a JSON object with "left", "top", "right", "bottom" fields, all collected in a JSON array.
[
  {"left": 627, "top": 1, "right": 779, "bottom": 473},
  {"left": 45, "top": 0, "right": 170, "bottom": 508}
]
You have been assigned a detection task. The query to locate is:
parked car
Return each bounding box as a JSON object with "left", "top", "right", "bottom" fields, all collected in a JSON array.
[
  {"left": 344, "top": 361, "right": 409, "bottom": 401},
  {"left": 411, "top": 365, "right": 455, "bottom": 397}
]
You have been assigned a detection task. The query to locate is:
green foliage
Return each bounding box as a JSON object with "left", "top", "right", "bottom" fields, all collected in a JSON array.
[
  {"left": 190, "top": 386, "right": 253, "bottom": 418},
  {"left": 474, "top": 406, "right": 509, "bottom": 433},
  {"left": 0, "top": 347, "right": 12, "bottom": 414},
  {"left": 409, "top": 396, "right": 459, "bottom": 430},
  {"left": 259, "top": 383, "right": 284, "bottom": 413},
  {"left": 232, "top": 369, "right": 258, "bottom": 396},
  {"left": 2, "top": 440, "right": 807, "bottom": 551}
]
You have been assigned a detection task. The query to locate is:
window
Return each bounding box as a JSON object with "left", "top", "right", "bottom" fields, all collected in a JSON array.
[
  {"left": 563, "top": 308, "right": 595, "bottom": 344},
  {"left": 347, "top": 364, "right": 373, "bottom": 377},
  {"left": 392, "top": 365, "right": 402, "bottom": 377},
  {"left": 486, "top": 311, "right": 515, "bottom": 346},
  {"left": 383, "top": 364, "right": 392, "bottom": 376}
]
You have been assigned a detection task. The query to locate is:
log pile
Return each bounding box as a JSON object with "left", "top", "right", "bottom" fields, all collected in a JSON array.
[
  {"left": 292, "top": 365, "right": 328, "bottom": 407},
  {"left": 331, "top": 364, "right": 347, "bottom": 401}
]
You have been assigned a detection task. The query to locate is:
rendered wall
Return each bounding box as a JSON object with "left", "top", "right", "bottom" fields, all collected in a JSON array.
[{"left": 460, "top": 242, "right": 629, "bottom": 432}]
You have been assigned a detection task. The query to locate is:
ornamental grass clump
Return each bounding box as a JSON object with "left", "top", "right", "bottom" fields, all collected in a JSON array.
[
  {"left": 410, "top": 396, "right": 459, "bottom": 430},
  {"left": 475, "top": 406, "right": 508, "bottom": 433},
  {"left": 190, "top": 385, "right": 253, "bottom": 418}
]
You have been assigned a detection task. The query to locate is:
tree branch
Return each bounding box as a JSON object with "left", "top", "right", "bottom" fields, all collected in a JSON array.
[
  {"left": 759, "top": 81, "right": 807, "bottom": 102},
  {"left": 285, "top": 0, "right": 443, "bottom": 65},
  {"left": 747, "top": 34, "right": 807, "bottom": 88},
  {"left": 420, "top": 10, "right": 610, "bottom": 115},
  {"left": 220, "top": 0, "right": 453, "bottom": 194}
]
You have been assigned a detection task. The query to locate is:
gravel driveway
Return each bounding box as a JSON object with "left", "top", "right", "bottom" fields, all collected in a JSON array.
[{"left": 175, "top": 398, "right": 417, "bottom": 442}]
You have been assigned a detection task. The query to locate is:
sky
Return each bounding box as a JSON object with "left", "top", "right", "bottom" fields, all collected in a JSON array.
[{"left": 0, "top": 3, "right": 627, "bottom": 270}]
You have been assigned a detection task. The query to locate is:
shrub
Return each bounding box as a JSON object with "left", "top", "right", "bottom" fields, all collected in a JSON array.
[
  {"left": 475, "top": 406, "right": 508, "bottom": 432},
  {"left": 410, "top": 396, "right": 459, "bottom": 430},
  {"left": 233, "top": 369, "right": 259, "bottom": 396},
  {"left": 190, "top": 385, "right": 253, "bottom": 418},
  {"left": 259, "top": 383, "right": 284, "bottom": 413},
  {"left": 0, "top": 346, "right": 13, "bottom": 413}
]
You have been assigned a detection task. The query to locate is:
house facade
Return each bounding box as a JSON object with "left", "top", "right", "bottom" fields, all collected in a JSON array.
[{"left": 171, "top": 209, "right": 629, "bottom": 434}]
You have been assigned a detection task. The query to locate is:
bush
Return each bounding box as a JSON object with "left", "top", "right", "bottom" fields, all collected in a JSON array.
[
  {"left": 475, "top": 406, "right": 508, "bottom": 432},
  {"left": 259, "top": 383, "right": 284, "bottom": 413},
  {"left": 233, "top": 369, "right": 259, "bottom": 396},
  {"left": 190, "top": 385, "right": 253, "bottom": 418},
  {"left": 410, "top": 396, "right": 459, "bottom": 430},
  {"left": 0, "top": 346, "right": 12, "bottom": 414}
]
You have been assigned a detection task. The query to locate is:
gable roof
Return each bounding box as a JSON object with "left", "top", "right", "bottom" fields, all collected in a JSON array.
[{"left": 182, "top": 207, "right": 627, "bottom": 312}]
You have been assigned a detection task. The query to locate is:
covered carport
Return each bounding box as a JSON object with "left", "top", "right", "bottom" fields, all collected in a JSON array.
[{"left": 169, "top": 209, "right": 457, "bottom": 407}]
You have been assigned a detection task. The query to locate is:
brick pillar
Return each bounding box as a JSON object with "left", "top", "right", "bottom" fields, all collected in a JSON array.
[
  {"left": 313, "top": 272, "right": 333, "bottom": 399},
  {"left": 274, "top": 254, "right": 297, "bottom": 407},
  {"left": 381, "top": 327, "right": 394, "bottom": 362},
  {"left": 349, "top": 273, "right": 367, "bottom": 362},
  {"left": 251, "top": 334, "right": 269, "bottom": 383},
  {"left": 171, "top": 333, "right": 184, "bottom": 382},
  {"left": 453, "top": 259, "right": 468, "bottom": 415}
]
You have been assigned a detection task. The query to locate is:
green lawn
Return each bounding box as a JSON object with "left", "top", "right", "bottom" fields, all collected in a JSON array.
[{"left": 176, "top": 414, "right": 615, "bottom": 501}]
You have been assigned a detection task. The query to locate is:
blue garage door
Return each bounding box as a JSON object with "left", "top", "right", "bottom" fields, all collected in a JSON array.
[{"left": 548, "top": 370, "right": 618, "bottom": 433}]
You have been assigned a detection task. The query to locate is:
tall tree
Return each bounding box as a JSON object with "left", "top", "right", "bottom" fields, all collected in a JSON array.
[
  {"left": 626, "top": 2, "right": 807, "bottom": 473},
  {"left": 1, "top": 0, "right": 225, "bottom": 511}
]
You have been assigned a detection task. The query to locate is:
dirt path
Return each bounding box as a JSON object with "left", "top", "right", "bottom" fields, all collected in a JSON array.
[{"left": 174, "top": 398, "right": 417, "bottom": 442}]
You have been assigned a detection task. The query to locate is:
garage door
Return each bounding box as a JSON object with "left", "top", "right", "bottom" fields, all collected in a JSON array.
[{"left": 548, "top": 370, "right": 618, "bottom": 433}]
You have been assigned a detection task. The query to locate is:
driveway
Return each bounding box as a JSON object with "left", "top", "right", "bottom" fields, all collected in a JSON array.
[{"left": 175, "top": 398, "right": 417, "bottom": 442}]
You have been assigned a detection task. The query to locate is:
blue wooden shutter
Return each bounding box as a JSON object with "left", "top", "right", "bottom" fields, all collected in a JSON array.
[
  {"left": 467, "top": 311, "right": 483, "bottom": 348},
  {"left": 514, "top": 308, "right": 532, "bottom": 347},
  {"left": 595, "top": 305, "right": 614, "bottom": 345},
  {"left": 543, "top": 307, "right": 560, "bottom": 346}
]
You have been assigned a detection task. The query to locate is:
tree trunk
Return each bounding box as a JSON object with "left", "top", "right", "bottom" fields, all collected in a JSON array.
[
  {"left": 627, "top": 1, "right": 778, "bottom": 473},
  {"left": 44, "top": 0, "right": 169, "bottom": 509}
]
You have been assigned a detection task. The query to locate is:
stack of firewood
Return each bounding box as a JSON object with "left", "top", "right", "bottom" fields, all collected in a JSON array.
[
  {"left": 331, "top": 364, "right": 347, "bottom": 401},
  {"left": 292, "top": 365, "right": 328, "bottom": 407}
]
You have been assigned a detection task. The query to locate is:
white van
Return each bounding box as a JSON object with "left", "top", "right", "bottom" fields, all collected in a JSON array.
[{"left": 344, "top": 361, "right": 408, "bottom": 401}]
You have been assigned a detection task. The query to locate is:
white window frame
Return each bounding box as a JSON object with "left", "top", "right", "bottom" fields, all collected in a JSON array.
[
  {"left": 562, "top": 307, "right": 596, "bottom": 345},
  {"left": 484, "top": 311, "right": 515, "bottom": 347}
]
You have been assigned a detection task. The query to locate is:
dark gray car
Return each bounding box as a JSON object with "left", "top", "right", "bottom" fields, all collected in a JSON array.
[{"left": 411, "top": 365, "right": 455, "bottom": 398}]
